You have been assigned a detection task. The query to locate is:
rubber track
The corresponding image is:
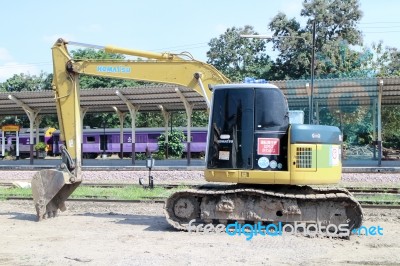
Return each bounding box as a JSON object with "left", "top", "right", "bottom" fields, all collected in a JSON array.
[{"left": 164, "top": 185, "right": 364, "bottom": 231}]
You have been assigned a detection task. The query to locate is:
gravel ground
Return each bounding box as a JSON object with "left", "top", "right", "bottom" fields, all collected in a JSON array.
[
  {"left": 0, "top": 170, "right": 399, "bottom": 186},
  {"left": 0, "top": 170, "right": 399, "bottom": 265},
  {"left": 0, "top": 200, "right": 399, "bottom": 265},
  {"left": 0, "top": 170, "right": 205, "bottom": 185}
]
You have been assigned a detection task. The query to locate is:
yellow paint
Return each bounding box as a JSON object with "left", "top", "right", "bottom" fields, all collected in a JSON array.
[
  {"left": 45, "top": 127, "right": 56, "bottom": 137},
  {"left": 204, "top": 170, "right": 239, "bottom": 183},
  {"left": 52, "top": 39, "right": 230, "bottom": 165},
  {"left": 290, "top": 143, "right": 341, "bottom": 185},
  {"left": 1, "top": 124, "right": 20, "bottom": 132},
  {"left": 205, "top": 142, "right": 341, "bottom": 185}
]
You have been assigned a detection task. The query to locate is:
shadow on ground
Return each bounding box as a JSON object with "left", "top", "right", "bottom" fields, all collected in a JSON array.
[
  {"left": 75, "top": 212, "right": 175, "bottom": 232},
  {"left": 0, "top": 212, "right": 37, "bottom": 221}
]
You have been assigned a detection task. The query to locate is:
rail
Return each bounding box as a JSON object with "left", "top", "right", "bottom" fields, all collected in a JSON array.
[{"left": 1, "top": 183, "right": 400, "bottom": 210}]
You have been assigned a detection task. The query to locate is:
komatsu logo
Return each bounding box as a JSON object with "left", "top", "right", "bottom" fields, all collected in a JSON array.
[{"left": 97, "top": 66, "right": 131, "bottom": 73}]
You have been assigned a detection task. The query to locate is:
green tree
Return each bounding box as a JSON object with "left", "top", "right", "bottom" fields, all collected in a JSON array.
[
  {"left": 268, "top": 0, "right": 364, "bottom": 79},
  {"left": 192, "top": 111, "right": 208, "bottom": 127},
  {"left": 362, "top": 41, "right": 400, "bottom": 77},
  {"left": 40, "top": 114, "right": 59, "bottom": 128},
  {"left": 382, "top": 106, "right": 400, "bottom": 149},
  {"left": 0, "top": 116, "right": 23, "bottom": 126},
  {"left": 0, "top": 72, "right": 55, "bottom": 128},
  {"left": 356, "top": 42, "right": 400, "bottom": 148},
  {"left": 157, "top": 129, "right": 185, "bottom": 158},
  {"left": 378, "top": 47, "right": 400, "bottom": 148},
  {"left": 135, "top": 112, "right": 164, "bottom": 128},
  {"left": 0, "top": 72, "right": 51, "bottom": 92},
  {"left": 207, "top": 25, "right": 272, "bottom": 81},
  {"left": 71, "top": 49, "right": 140, "bottom": 89}
]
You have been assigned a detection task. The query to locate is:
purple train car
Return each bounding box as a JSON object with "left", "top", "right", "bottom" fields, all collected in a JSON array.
[
  {"left": 51, "top": 127, "right": 208, "bottom": 159},
  {"left": 1, "top": 128, "right": 55, "bottom": 158}
]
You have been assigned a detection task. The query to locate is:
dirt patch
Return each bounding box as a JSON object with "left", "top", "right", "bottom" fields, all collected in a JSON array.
[{"left": 0, "top": 200, "right": 399, "bottom": 265}]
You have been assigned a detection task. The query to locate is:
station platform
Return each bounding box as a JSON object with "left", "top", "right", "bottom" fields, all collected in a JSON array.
[{"left": 0, "top": 157, "right": 398, "bottom": 172}]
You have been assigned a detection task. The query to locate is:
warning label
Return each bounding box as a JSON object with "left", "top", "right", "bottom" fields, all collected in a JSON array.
[{"left": 257, "top": 138, "right": 280, "bottom": 155}]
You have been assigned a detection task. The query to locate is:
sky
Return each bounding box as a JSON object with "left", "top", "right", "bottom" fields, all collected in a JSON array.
[{"left": 1, "top": 0, "right": 400, "bottom": 82}]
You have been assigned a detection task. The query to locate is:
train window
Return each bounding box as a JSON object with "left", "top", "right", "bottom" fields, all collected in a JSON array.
[
  {"left": 87, "top": 136, "right": 95, "bottom": 143},
  {"left": 136, "top": 135, "right": 147, "bottom": 143},
  {"left": 148, "top": 134, "right": 160, "bottom": 142},
  {"left": 192, "top": 132, "right": 207, "bottom": 142}
]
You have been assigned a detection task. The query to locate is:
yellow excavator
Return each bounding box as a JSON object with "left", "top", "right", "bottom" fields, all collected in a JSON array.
[{"left": 32, "top": 38, "right": 363, "bottom": 234}]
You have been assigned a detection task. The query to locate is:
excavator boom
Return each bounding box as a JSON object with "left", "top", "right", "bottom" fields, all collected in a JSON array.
[{"left": 32, "top": 38, "right": 230, "bottom": 220}]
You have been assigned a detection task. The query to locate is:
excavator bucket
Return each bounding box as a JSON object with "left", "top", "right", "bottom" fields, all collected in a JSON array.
[{"left": 31, "top": 169, "right": 81, "bottom": 221}]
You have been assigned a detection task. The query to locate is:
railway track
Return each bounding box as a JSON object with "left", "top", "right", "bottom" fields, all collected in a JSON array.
[
  {"left": 3, "top": 198, "right": 400, "bottom": 210},
  {"left": 2, "top": 195, "right": 400, "bottom": 210},
  {"left": 0, "top": 182, "right": 186, "bottom": 189},
  {"left": 345, "top": 187, "right": 400, "bottom": 194},
  {"left": 1, "top": 182, "right": 400, "bottom": 193},
  {"left": 2, "top": 182, "right": 399, "bottom": 209}
]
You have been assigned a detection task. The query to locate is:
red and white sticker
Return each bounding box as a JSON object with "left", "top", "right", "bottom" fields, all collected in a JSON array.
[{"left": 257, "top": 138, "right": 280, "bottom": 155}]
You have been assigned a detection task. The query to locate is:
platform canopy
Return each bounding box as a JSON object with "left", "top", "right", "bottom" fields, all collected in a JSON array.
[
  {"left": 271, "top": 77, "right": 400, "bottom": 109},
  {"left": 0, "top": 77, "right": 399, "bottom": 117},
  {"left": 0, "top": 84, "right": 207, "bottom": 116},
  {"left": 1, "top": 77, "right": 399, "bottom": 165}
]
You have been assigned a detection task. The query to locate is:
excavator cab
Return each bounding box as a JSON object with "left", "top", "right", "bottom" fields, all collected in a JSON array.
[{"left": 206, "top": 83, "right": 289, "bottom": 171}]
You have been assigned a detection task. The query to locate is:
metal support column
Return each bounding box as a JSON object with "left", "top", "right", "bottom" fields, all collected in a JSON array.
[
  {"left": 1, "top": 130, "right": 4, "bottom": 158},
  {"left": 80, "top": 107, "right": 88, "bottom": 162},
  {"left": 116, "top": 90, "right": 139, "bottom": 165},
  {"left": 15, "top": 130, "right": 19, "bottom": 160},
  {"left": 315, "top": 101, "right": 320, "bottom": 125},
  {"left": 194, "top": 75, "right": 211, "bottom": 109},
  {"left": 309, "top": 20, "right": 316, "bottom": 124},
  {"left": 305, "top": 83, "right": 311, "bottom": 124},
  {"left": 113, "top": 107, "right": 126, "bottom": 159},
  {"left": 372, "top": 99, "right": 377, "bottom": 160},
  {"left": 34, "top": 115, "right": 42, "bottom": 158},
  {"left": 159, "top": 105, "right": 170, "bottom": 159},
  {"left": 175, "top": 87, "right": 194, "bottom": 165},
  {"left": 8, "top": 95, "right": 40, "bottom": 164},
  {"left": 377, "top": 80, "right": 383, "bottom": 166}
]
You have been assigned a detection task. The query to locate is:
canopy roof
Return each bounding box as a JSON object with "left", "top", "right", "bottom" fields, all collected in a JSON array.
[{"left": 0, "top": 77, "right": 399, "bottom": 117}]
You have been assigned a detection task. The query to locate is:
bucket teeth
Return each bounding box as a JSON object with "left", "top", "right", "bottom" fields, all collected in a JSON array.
[{"left": 31, "top": 169, "right": 81, "bottom": 221}]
